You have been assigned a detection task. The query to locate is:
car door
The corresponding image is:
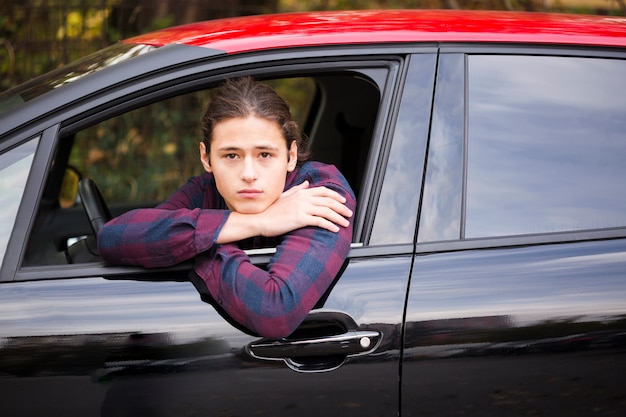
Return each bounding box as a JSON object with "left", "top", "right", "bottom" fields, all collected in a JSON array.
[
  {"left": 402, "top": 48, "right": 626, "bottom": 416},
  {"left": 0, "top": 46, "right": 436, "bottom": 416}
]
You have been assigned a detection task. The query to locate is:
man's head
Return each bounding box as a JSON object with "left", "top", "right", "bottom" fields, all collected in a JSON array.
[{"left": 199, "top": 77, "right": 309, "bottom": 214}]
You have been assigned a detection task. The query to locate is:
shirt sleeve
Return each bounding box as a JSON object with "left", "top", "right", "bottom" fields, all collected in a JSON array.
[
  {"left": 97, "top": 175, "right": 230, "bottom": 268},
  {"left": 194, "top": 163, "right": 356, "bottom": 339}
]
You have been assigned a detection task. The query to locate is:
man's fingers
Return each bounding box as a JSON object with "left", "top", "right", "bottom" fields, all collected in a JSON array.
[
  {"left": 314, "top": 196, "right": 353, "bottom": 218},
  {"left": 316, "top": 218, "right": 341, "bottom": 233},
  {"left": 266, "top": 183, "right": 352, "bottom": 235},
  {"left": 308, "top": 204, "right": 351, "bottom": 228},
  {"left": 308, "top": 185, "right": 346, "bottom": 203}
]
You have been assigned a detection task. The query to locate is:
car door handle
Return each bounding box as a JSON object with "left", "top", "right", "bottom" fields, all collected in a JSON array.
[
  {"left": 247, "top": 329, "right": 381, "bottom": 358},
  {"left": 245, "top": 310, "right": 382, "bottom": 372}
]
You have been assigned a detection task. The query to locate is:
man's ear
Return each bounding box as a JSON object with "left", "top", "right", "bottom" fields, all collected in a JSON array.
[
  {"left": 199, "top": 142, "right": 212, "bottom": 172},
  {"left": 287, "top": 141, "right": 298, "bottom": 172}
]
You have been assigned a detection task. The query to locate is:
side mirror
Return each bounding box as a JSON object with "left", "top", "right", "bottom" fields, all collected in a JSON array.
[{"left": 59, "top": 166, "right": 80, "bottom": 208}]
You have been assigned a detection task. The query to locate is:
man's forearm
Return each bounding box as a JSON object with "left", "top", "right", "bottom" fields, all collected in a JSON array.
[{"left": 98, "top": 207, "right": 227, "bottom": 267}]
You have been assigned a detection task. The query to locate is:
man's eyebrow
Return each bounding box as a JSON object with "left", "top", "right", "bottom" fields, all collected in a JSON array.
[
  {"left": 215, "top": 146, "right": 242, "bottom": 152},
  {"left": 215, "top": 144, "right": 281, "bottom": 152},
  {"left": 254, "top": 144, "right": 281, "bottom": 151}
]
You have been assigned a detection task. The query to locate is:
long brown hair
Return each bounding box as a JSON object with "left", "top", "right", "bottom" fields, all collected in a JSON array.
[{"left": 201, "top": 77, "right": 310, "bottom": 165}]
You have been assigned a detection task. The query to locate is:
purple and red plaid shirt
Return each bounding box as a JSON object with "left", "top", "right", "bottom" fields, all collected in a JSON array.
[{"left": 98, "top": 161, "right": 355, "bottom": 338}]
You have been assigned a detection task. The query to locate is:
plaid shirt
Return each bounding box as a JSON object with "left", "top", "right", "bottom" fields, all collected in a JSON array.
[{"left": 98, "top": 161, "right": 356, "bottom": 339}]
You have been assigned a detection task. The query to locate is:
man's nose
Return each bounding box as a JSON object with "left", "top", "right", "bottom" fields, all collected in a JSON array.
[{"left": 240, "top": 157, "right": 258, "bottom": 182}]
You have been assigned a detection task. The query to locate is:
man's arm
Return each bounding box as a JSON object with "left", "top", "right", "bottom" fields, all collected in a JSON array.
[
  {"left": 97, "top": 175, "right": 229, "bottom": 268},
  {"left": 215, "top": 180, "right": 353, "bottom": 244},
  {"left": 97, "top": 206, "right": 229, "bottom": 268},
  {"left": 98, "top": 171, "right": 353, "bottom": 268},
  {"left": 195, "top": 163, "right": 356, "bottom": 339}
]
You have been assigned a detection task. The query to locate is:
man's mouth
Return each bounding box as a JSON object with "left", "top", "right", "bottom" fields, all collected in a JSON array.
[{"left": 238, "top": 189, "right": 263, "bottom": 198}]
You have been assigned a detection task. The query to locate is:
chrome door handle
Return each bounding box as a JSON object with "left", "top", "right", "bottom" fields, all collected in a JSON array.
[
  {"left": 247, "top": 330, "right": 381, "bottom": 358},
  {"left": 245, "top": 310, "right": 383, "bottom": 372}
]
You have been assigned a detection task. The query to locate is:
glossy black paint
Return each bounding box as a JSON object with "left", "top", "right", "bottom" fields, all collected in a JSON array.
[
  {"left": 403, "top": 239, "right": 626, "bottom": 416},
  {"left": 0, "top": 253, "right": 410, "bottom": 416}
]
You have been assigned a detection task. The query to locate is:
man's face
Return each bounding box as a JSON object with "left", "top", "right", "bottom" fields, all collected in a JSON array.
[{"left": 200, "top": 115, "right": 297, "bottom": 214}]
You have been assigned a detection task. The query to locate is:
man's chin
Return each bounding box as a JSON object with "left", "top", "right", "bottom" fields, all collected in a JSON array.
[{"left": 231, "top": 202, "right": 270, "bottom": 214}]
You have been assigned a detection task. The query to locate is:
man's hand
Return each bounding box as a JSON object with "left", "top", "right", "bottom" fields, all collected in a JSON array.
[
  {"left": 216, "top": 181, "right": 353, "bottom": 243},
  {"left": 258, "top": 180, "right": 353, "bottom": 237}
]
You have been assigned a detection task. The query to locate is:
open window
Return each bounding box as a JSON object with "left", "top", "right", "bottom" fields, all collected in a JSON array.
[{"left": 22, "top": 71, "right": 381, "bottom": 267}]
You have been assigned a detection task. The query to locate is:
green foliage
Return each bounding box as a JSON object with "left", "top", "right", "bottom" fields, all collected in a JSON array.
[{"left": 71, "top": 92, "right": 212, "bottom": 204}]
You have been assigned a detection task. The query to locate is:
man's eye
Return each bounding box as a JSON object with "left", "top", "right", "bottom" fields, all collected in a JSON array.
[
  {"left": 259, "top": 152, "right": 272, "bottom": 159},
  {"left": 225, "top": 153, "right": 238, "bottom": 160}
]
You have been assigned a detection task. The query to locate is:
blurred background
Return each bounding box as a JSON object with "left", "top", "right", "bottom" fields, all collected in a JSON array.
[{"left": 1, "top": 0, "right": 624, "bottom": 92}]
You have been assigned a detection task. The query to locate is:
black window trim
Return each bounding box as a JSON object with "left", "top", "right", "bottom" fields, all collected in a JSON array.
[
  {"left": 416, "top": 227, "right": 626, "bottom": 256},
  {"left": 439, "top": 42, "right": 626, "bottom": 59}
]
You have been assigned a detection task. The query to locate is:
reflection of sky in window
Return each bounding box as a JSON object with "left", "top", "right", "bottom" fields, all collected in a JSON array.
[
  {"left": 370, "top": 55, "right": 436, "bottom": 245},
  {"left": 0, "top": 139, "right": 38, "bottom": 263},
  {"left": 418, "top": 111, "right": 462, "bottom": 241},
  {"left": 467, "top": 56, "right": 626, "bottom": 237},
  {"left": 418, "top": 54, "right": 464, "bottom": 242},
  {"left": 370, "top": 119, "right": 421, "bottom": 245}
]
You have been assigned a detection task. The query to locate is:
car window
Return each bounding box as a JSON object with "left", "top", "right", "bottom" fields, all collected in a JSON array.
[
  {"left": 465, "top": 55, "right": 626, "bottom": 238},
  {"left": 370, "top": 54, "right": 436, "bottom": 245},
  {"left": 22, "top": 72, "right": 381, "bottom": 267},
  {"left": 0, "top": 138, "right": 39, "bottom": 264},
  {"left": 419, "top": 54, "right": 626, "bottom": 242},
  {"left": 417, "top": 54, "right": 464, "bottom": 242}
]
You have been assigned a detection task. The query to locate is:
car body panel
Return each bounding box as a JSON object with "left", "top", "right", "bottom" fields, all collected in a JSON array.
[
  {"left": 0, "top": 253, "right": 411, "bottom": 417},
  {"left": 403, "top": 238, "right": 626, "bottom": 416},
  {"left": 124, "top": 10, "right": 626, "bottom": 51}
]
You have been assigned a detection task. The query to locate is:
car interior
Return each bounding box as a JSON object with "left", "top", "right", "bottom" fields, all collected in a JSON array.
[{"left": 22, "top": 72, "right": 381, "bottom": 267}]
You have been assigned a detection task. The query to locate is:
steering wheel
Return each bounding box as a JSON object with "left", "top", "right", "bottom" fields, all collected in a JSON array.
[{"left": 78, "top": 178, "right": 112, "bottom": 237}]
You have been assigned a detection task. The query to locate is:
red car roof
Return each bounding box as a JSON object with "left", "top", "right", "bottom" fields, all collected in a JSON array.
[{"left": 123, "top": 9, "right": 626, "bottom": 53}]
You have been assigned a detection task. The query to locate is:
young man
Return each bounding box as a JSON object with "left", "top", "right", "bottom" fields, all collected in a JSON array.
[{"left": 98, "top": 77, "right": 356, "bottom": 339}]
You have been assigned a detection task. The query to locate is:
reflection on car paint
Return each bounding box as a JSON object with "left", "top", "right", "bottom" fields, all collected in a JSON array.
[
  {"left": 0, "top": 254, "right": 410, "bottom": 416},
  {"left": 403, "top": 238, "right": 626, "bottom": 416}
]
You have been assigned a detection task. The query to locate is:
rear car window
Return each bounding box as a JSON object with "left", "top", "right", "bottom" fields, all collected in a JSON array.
[{"left": 465, "top": 55, "right": 626, "bottom": 238}]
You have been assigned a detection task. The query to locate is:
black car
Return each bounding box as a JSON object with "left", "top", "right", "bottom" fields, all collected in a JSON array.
[{"left": 1, "top": 9, "right": 626, "bottom": 416}]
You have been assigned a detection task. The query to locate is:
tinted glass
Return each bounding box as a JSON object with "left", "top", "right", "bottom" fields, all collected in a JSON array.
[
  {"left": 370, "top": 54, "right": 436, "bottom": 245},
  {"left": 466, "top": 55, "right": 626, "bottom": 238},
  {"left": 0, "top": 138, "right": 38, "bottom": 263},
  {"left": 417, "top": 54, "right": 464, "bottom": 242}
]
